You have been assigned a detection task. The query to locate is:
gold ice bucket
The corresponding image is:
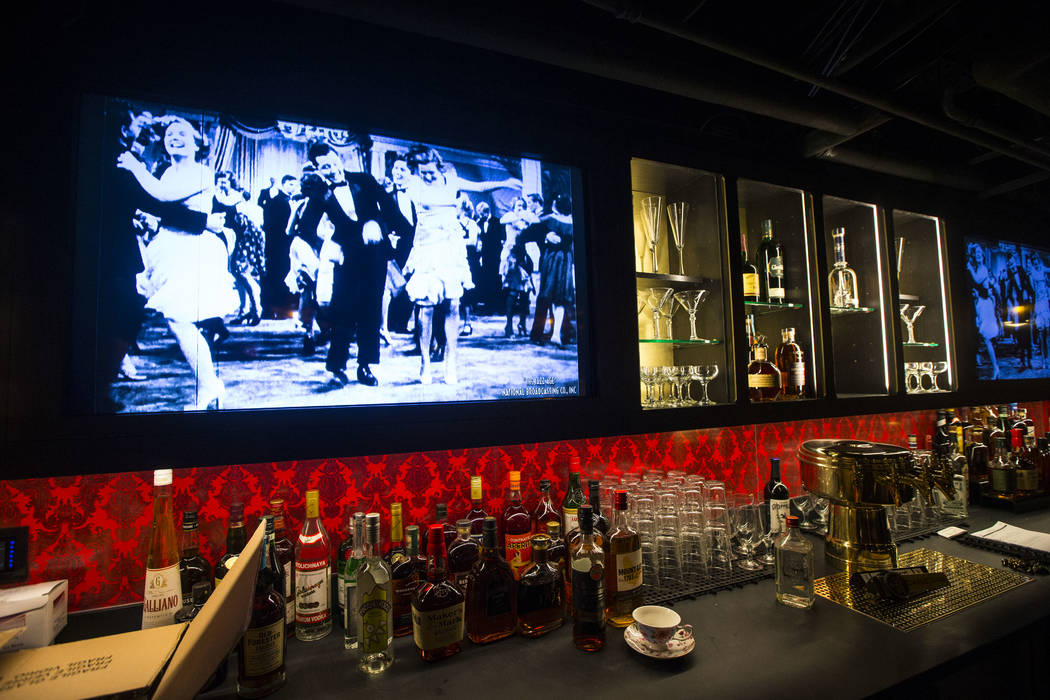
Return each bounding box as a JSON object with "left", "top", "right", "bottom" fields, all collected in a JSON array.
[{"left": 798, "top": 439, "right": 954, "bottom": 572}]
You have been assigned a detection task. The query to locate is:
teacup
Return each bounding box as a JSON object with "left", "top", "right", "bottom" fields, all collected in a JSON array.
[{"left": 632, "top": 605, "right": 692, "bottom": 646}]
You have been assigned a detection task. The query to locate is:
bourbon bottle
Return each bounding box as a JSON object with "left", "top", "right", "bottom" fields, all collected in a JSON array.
[
  {"left": 571, "top": 505, "right": 605, "bottom": 651},
  {"left": 391, "top": 525, "right": 425, "bottom": 637},
  {"left": 747, "top": 323, "right": 781, "bottom": 403},
  {"left": 604, "top": 489, "right": 643, "bottom": 628},
  {"left": 447, "top": 519, "right": 480, "bottom": 596},
  {"left": 517, "top": 534, "right": 564, "bottom": 637},
  {"left": 237, "top": 516, "right": 286, "bottom": 698},
  {"left": 412, "top": 524, "right": 465, "bottom": 661},
  {"left": 466, "top": 517, "right": 517, "bottom": 645},
  {"left": 774, "top": 327, "right": 805, "bottom": 400}
]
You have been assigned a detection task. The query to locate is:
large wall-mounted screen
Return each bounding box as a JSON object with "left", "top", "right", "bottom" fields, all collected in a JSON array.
[{"left": 82, "top": 95, "right": 584, "bottom": 413}]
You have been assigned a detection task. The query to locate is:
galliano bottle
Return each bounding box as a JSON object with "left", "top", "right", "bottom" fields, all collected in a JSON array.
[
  {"left": 295, "top": 489, "right": 332, "bottom": 641},
  {"left": 237, "top": 516, "right": 286, "bottom": 699},
  {"left": 355, "top": 513, "right": 394, "bottom": 675},
  {"left": 142, "top": 469, "right": 183, "bottom": 629}
]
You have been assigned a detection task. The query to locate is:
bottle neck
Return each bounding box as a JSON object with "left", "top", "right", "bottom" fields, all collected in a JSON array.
[
  {"left": 427, "top": 541, "right": 448, "bottom": 581},
  {"left": 769, "top": 461, "right": 781, "bottom": 482},
  {"left": 533, "top": 546, "right": 549, "bottom": 565},
  {"left": 614, "top": 507, "right": 629, "bottom": 530},
  {"left": 509, "top": 485, "right": 522, "bottom": 505},
  {"left": 180, "top": 526, "right": 200, "bottom": 555},
  {"left": 227, "top": 523, "right": 246, "bottom": 553},
  {"left": 352, "top": 521, "right": 365, "bottom": 557}
]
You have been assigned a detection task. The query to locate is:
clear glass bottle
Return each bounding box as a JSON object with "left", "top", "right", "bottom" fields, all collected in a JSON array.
[
  {"left": 603, "top": 489, "right": 642, "bottom": 628},
  {"left": 413, "top": 524, "right": 466, "bottom": 661},
  {"left": 517, "top": 534, "right": 564, "bottom": 637},
  {"left": 828, "top": 226, "right": 859, "bottom": 308},
  {"left": 336, "top": 509, "right": 356, "bottom": 628},
  {"left": 775, "top": 515, "right": 814, "bottom": 609},
  {"left": 942, "top": 427, "right": 969, "bottom": 517},
  {"left": 774, "top": 327, "right": 805, "bottom": 400},
  {"left": 571, "top": 505, "right": 605, "bottom": 651},
  {"left": 355, "top": 512, "right": 394, "bottom": 675},
  {"left": 269, "top": 499, "right": 295, "bottom": 638},
  {"left": 215, "top": 502, "right": 246, "bottom": 587},
  {"left": 295, "top": 489, "right": 332, "bottom": 641},
  {"left": 502, "top": 470, "right": 534, "bottom": 579},
  {"left": 178, "top": 510, "right": 212, "bottom": 608},
  {"left": 343, "top": 512, "right": 365, "bottom": 649},
  {"left": 142, "top": 469, "right": 183, "bottom": 629},
  {"left": 465, "top": 475, "right": 488, "bottom": 539},
  {"left": 238, "top": 516, "right": 286, "bottom": 698},
  {"left": 466, "top": 517, "right": 517, "bottom": 644},
  {"left": 758, "top": 218, "right": 785, "bottom": 303}
]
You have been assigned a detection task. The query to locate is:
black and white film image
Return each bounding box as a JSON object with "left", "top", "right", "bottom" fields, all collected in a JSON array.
[
  {"left": 966, "top": 237, "right": 1050, "bottom": 381},
  {"left": 95, "top": 97, "right": 581, "bottom": 413}
]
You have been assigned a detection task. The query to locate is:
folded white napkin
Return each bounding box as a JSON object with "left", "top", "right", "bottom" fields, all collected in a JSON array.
[{"left": 968, "top": 521, "right": 1050, "bottom": 553}]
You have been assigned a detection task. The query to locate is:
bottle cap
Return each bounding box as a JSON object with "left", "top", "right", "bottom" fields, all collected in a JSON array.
[
  {"left": 304, "top": 490, "right": 319, "bottom": 518},
  {"left": 613, "top": 489, "right": 628, "bottom": 511},
  {"left": 390, "top": 502, "right": 402, "bottom": 516},
  {"left": 428, "top": 523, "right": 446, "bottom": 554},
  {"left": 762, "top": 218, "right": 773, "bottom": 235},
  {"left": 531, "top": 534, "right": 550, "bottom": 552},
  {"left": 470, "top": 475, "right": 483, "bottom": 500},
  {"left": 570, "top": 455, "right": 581, "bottom": 470},
  {"left": 269, "top": 498, "right": 284, "bottom": 512},
  {"left": 181, "top": 510, "right": 198, "bottom": 529},
  {"left": 509, "top": 471, "right": 521, "bottom": 489},
  {"left": 546, "top": 520, "right": 561, "bottom": 538},
  {"left": 579, "top": 504, "right": 593, "bottom": 532},
  {"left": 436, "top": 503, "right": 447, "bottom": 520},
  {"left": 456, "top": 518, "right": 470, "bottom": 529},
  {"left": 770, "top": 457, "right": 780, "bottom": 468},
  {"left": 785, "top": 515, "right": 799, "bottom": 528},
  {"left": 482, "top": 516, "right": 497, "bottom": 534},
  {"left": 405, "top": 525, "right": 420, "bottom": 552},
  {"left": 153, "top": 469, "right": 173, "bottom": 486},
  {"left": 588, "top": 480, "right": 600, "bottom": 500},
  {"left": 262, "top": 514, "right": 274, "bottom": 536},
  {"left": 781, "top": 327, "right": 795, "bottom": 340},
  {"left": 365, "top": 512, "right": 381, "bottom": 544}
]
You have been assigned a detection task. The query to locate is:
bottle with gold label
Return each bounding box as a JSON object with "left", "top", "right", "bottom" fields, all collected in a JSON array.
[
  {"left": 238, "top": 516, "right": 286, "bottom": 698},
  {"left": 142, "top": 469, "right": 183, "bottom": 630},
  {"left": 466, "top": 517, "right": 517, "bottom": 644},
  {"left": 413, "top": 524, "right": 466, "bottom": 661},
  {"left": 571, "top": 505, "right": 605, "bottom": 651},
  {"left": 604, "top": 490, "right": 642, "bottom": 628},
  {"left": 355, "top": 513, "right": 394, "bottom": 674},
  {"left": 295, "top": 490, "right": 331, "bottom": 642},
  {"left": 502, "top": 470, "right": 534, "bottom": 578},
  {"left": 215, "top": 501, "right": 247, "bottom": 587},
  {"left": 774, "top": 327, "right": 805, "bottom": 400},
  {"left": 747, "top": 322, "right": 781, "bottom": 403},
  {"left": 517, "top": 534, "right": 564, "bottom": 637}
]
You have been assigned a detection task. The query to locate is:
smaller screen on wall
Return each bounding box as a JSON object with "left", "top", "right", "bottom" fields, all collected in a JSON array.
[
  {"left": 83, "top": 96, "right": 584, "bottom": 413},
  {"left": 965, "top": 236, "right": 1050, "bottom": 381}
]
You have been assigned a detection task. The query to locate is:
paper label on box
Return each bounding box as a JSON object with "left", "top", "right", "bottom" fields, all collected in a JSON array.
[
  {"left": 141, "top": 565, "right": 182, "bottom": 629},
  {"left": 242, "top": 619, "right": 284, "bottom": 677}
]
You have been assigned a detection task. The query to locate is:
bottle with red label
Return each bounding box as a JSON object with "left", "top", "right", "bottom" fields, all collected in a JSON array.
[
  {"left": 501, "top": 470, "right": 534, "bottom": 579},
  {"left": 295, "top": 489, "right": 332, "bottom": 641}
]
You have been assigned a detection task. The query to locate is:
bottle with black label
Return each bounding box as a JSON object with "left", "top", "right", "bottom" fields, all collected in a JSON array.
[
  {"left": 466, "top": 517, "right": 517, "bottom": 644},
  {"left": 571, "top": 505, "right": 605, "bottom": 651},
  {"left": 764, "top": 458, "right": 791, "bottom": 536},
  {"left": 758, "top": 219, "right": 785, "bottom": 303},
  {"left": 238, "top": 516, "right": 286, "bottom": 698}
]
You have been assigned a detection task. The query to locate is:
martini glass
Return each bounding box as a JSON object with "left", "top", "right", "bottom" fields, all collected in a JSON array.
[
  {"left": 899, "top": 303, "right": 926, "bottom": 344},
  {"left": 674, "top": 289, "right": 709, "bottom": 341},
  {"left": 645, "top": 287, "right": 674, "bottom": 339},
  {"left": 641, "top": 195, "right": 664, "bottom": 273},
  {"left": 637, "top": 289, "right": 650, "bottom": 338},
  {"left": 664, "top": 299, "right": 681, "bottom": 340},
  {"left": 667, "top": 201, "right": 690, "bottom": 275},
  {"left": 696, "top": 364, "right": 719, "bottom": 405}
]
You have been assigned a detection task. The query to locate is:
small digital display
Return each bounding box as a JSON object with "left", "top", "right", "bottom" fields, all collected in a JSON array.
[{"left": 965, "top": 236, "right": 1050, "bottom": 381}]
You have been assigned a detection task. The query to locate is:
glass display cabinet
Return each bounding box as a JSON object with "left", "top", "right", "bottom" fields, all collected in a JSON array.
[
  {"left": 737, "top": 179, "right": 825, "bottom": 403},
  {"left": 893, "top": 210, "right": 955, "bottom": 394},
  {"left": 821, "top": 195, "right": 895, "bottom": 397},
  {"left": 632, "top": 158, "right": 734, "bottom": 409}
]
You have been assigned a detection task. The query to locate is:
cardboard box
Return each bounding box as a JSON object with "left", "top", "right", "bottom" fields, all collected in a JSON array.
[
  {"left": 0, "top": 523, "right": 262, "bottom": 699},
  {"left": 0, "top": 580, "right": 68, "bottom": 652}
]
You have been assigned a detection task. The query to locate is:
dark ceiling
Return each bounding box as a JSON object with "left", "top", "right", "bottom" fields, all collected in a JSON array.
[{"left": 290, "top": 0, "right": 1050, "bottom": 212}]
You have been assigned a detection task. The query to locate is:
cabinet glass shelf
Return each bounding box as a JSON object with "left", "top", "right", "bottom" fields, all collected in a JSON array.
[
  {"left": 903, "top": 341, "right": 940, "bottom": 348},
  {"left": 639, "top": 338, "right": 722, "bottom": 346},
  {"left": 744, "top": 300, "right": 804, "bottom": 315},
  {"left": 636, "top": 272, "right": 713, "bottom": 286},
  {"left": 829, "top": 305, "right": 875, "bottom": 315}
]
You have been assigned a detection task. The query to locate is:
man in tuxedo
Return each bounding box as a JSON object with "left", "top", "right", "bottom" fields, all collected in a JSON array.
[
  {"left": 261, "top": 174, "right": 298, "bottom": 318},
  {"left": 474, "top": 201, "right": 504, "bottom": 314},
  {"left": 300, "top": 138, "right": 397, "bottom": 386}
]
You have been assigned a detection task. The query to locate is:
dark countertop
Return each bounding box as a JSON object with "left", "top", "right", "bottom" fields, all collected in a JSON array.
[{"left": 59, "top": 506, "right": 1050, "bottom": 699}]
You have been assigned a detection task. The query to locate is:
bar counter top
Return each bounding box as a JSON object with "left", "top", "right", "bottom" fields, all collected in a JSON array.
[{"left": 60, "top": 506, "right": 1050, "bottom": 699}]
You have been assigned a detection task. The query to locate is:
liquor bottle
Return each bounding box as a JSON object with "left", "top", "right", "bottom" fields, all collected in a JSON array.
[
  {"left": 142, "top": 469, "right": 183, "bottom": 630},
  {"left": 989, "top": 437, "right": 1013, "bottom": 495},
  {"left": 568, "top": 481, "right": 607, "bottom": 555},
  {"left": 269, "top": 499, "right": 295, "bottom": 637},
  {"left": 385, "top": 503, "right": 407, "bottom": 566},
  {"left": 517, "top": 534, "right": 564, "bottom": 637},
  {"left": 1013, "top": 428, "right": 1040, "bottom": 494},
  {"left": 335, "top": 510, "right": 356, "bottom": 628},
  {"left": 355, "top": 512, "right": 394, "bottom": 675},
  {"left": 237, "top": 516, "right": 286, "bottom": 699},
  {"left": 775, "top": 515, "right": 814, "bottom": 609},
  {"left": 571, "top": 505, "right": 605, "bottom": 651},
  {"left": 828, "top": 226, "right": 859, "bottom": 308},
  {"left": 943, "top": 426, "right": 970, "bottom": 517},
  {"left": 967, "top": 429, "right": 990, "bottom": 504},
  {"left": 561, "top": 466, "right": 586, "bottom": 535},
  {"left": 295, "top": 489, "right": 331, "bottom": 641},
  {"left": 747, "top": 326, "right": 781, "bottom": 403},
  {"left": 763, "top": 457, "right": 791, "bottom": 536},
  {"left": 447, "top": 519, "right": 480, "bottom": 595},
  {"left": 215, "top": 502, "right": 247, "bottom": 587},
  {"left": 392, "top": 525, "right": 425, "bottom": 637},
  {"left": 545, "top": 520, "right": 567, "bottom": 576},
  {"left": 774, "top": 327, "right": 805, "bottom": 400},
  {"left": 502, "top": 470, "right": 534, "bottom": 579},
  {"left": 466, "top": 475, "right": 488, "bottom": 538},
  {"left": 466, "top": 517, "right": 517, "bottom": 644},
  {"left": 174, "top": 581, "right": 226, "bottom": 692},
  {"left": 604, "top": 489, "right": 642, "bottom": 628},
  {"left": 432, "top": 503, "right": 457, "bottom": 552},
  {"left": 758, "top": 218, "right": 785, "bottom": 303},
  {"left": 1038, "top": 437, "right": 1050, "bottom": 492},
  {"left": 413, "top": 524, "right": 466, "bottom": 661},
  {"left": 178, "top": 510, "right": 212, "bottom": 607},
  {"left": 741, "top": 231, "right": 759, "bottom": 303},
  {"left": 532, "top": 479, "right": 560, "bottom": 531},
  {"left": 343, "top": 513, "right": 365, "bottom": 649}
]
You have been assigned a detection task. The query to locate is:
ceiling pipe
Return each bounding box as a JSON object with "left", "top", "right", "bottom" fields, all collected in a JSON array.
[
  {"left": 582, "top": 0, "right": 1050, "bottom": 174},
  {"left": 942, "top": 89, "right": 1050, "bottom": 163},
  {"left": 829, "top": 0, "right": 959, "bottom": 78},
  {"left": 980, "top": 170, "right": 1050, "bottom": 199},
  {"left": 803, "top": 111, "right": 892, "bottom": 158},
  {"left": 818, "top": 146, "right": 985, "bottom": 190}
]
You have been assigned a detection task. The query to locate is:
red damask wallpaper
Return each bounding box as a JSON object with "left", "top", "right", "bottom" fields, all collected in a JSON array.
[{"left": 1, "top": 404, "right": 1044, "bottom": 612}]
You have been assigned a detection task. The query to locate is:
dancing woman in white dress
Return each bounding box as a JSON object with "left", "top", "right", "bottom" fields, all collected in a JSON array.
[
  {"left": 117, "top": 117, "right": 238, "bottom": 409},
  {"left": 967, "top": 242, "right": 1001, "bottom": 380}
]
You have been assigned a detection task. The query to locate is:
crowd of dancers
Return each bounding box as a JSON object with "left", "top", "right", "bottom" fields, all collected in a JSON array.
[
  {"left": 967, "top": 241, "right": 1050, "bottom": 379},
  {"left": 102, "top": 111, "right": 576, "bottom": 410}
]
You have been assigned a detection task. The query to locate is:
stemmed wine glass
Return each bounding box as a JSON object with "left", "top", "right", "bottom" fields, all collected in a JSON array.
[
  {"left": 695, "top": 364, "right": 719, "bottom": 406},
  {"left": 674, "top": 289, "right": 709, "bottom": 341},
  {"left": 797, "top": 493, "right": 819, "bottom": 532},
  {"left": 758, "top": 504, "right": 777, "bottom": 566},
  {"left": 904, "top": 362, "right": 922, "bottom": 393},
  {"left": 660, "top": 366, "right": 680, "bottom": 407},
  {"left": 641, "top": 195, "right": 664, "bottom": 273},
  {"left": 666, "top": 201, "right": 690, "bottom": 275},
  {"left": 640, "top": 367, "right": 659, "bottom": 408},
  {"left": 931, "top": 361, "right": 949, "bottom": 392},
  {"left": 735, "top": 502, "right": 764, "bottom": 571},
  {"left": 646, "top": 287, "right": 674, "bottom": 340},
  {"left": 899, "top": 304, "right": 926, "bottom": 344}
]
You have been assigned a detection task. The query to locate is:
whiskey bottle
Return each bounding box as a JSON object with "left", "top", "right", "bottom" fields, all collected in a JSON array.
[
  {"left": 142, "top": 469, "right": 183, "bottom": 629},
  {"left": 466, "top": 517, "right": 517, "bottom": 644},
  {"left": 741, "top": 231, "right": 760, "bottom": 303},
  {"left": 295, "top": 489, "right": 331, "bottom": 641},
  {"left": 269, "top": 499, "right": 295, "bottom": 637},
  {"left": 828, "top": 226, "right": 859, "bottom": 308},
  {"left": 545, "top": 520, "right": 567, "bottom": 572},
  {"left": 571, "top": 505, "right": 605, "bottom": 651},
  {"left": 561, "top": 465, "right": 586, "bottom": 535},
  {"left": 429, "top": 503, "right": 457, "bottom": 554},
  {"left": 758, "top": 219, "right": 785, "bottom": 303},
  {"left": 502, "top": 470, "right": 534, "bottom": 579},
  {"left": 466, "top": 475, "right": 488, "bottom": 539},
  {"left": 174, "top": 581, "right": 226, "bottom": 693},
  {"left": 413, "top": 524, "right": 466, "bottom": 661},
  {"left": 604, "top": 489, "right": 642, "bottom": 628},
  {"left": 774, "top": 327, "right": 805, "bottom": 400},
  {"left": 775, "top": 515, "right": 814, "bottom": 609},
  {"left": 343, "top": 512, "right": 365, "bottom": 648},
  {"left": 178, "top": 510, "right": 212, "bottom": 607},
  {"left": 215, "top": 502, "right": 247, "bottom": 587},
  {"left": 532, "top": 479, "right": 560, "bottom": 532},
  {"left": 517, "top": 534, "right": 564, "bottom": 637},
  {"left": 447, "top": 519, "right": 480, "bottom": 596},
  {"left": 385, "top": 503, "right": 407, "bottom": 566},
  {"left": 989, "top": 437, "right": 1013, "bottom": 494},
  {"left": 237, "top": 515, "right": 286, "bottom": 698},
  {"left": 747, "top": 328, "right": 781, "bottom": 403},
  {"left": 1013, "top": 429, "right": 1040, "bottom": 494},
  {"left": 355, "top": 512, "right": 394, "bottom": 674},
  {"left": 568, "top": 480, "right": 607, "bottom": 555},
  {"left": 763, "top": 458, "right": 791, "bottom": 536},
  {"left": 392, "top": 525, "right": 425, "bottom": 637}
]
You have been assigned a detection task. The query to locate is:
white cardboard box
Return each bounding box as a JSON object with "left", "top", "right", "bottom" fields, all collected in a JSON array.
[{"left": 0, "top": 580, "right": 68, "bottom": 653}]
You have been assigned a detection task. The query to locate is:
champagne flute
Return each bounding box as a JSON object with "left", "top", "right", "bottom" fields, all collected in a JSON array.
[
  {"left": 666, "top": 201, "right": 690, "bottom": 275},
  {"left": 641, "top": 195, "right": 664, "bottom": 273}
]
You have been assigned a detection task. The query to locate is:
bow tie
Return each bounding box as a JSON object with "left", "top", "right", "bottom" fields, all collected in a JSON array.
[
  {"left": 330, "top": 181, "right": 348, "bottom": 190},
  {"left": 394, "top": 186, "right": 407, "bottom": 193}
]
